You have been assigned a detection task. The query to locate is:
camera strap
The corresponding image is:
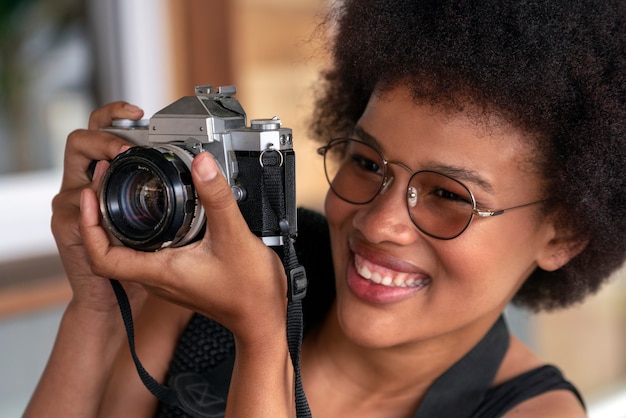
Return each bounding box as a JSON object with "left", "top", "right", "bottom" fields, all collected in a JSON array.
[
  {"left": 261, "top": 149, "right": 311, "bottom": 417},
  {"left": 109, "top": 279, "right": 180, "bottom": 406},
  {"left": 108, "top": 148, "right": 311, "bottom": 417}
]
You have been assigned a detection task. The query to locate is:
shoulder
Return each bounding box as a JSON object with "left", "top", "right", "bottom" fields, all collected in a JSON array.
[
  {"left": 487, "top": 335, "right": 586, "bottom": 418},
  {"left": 501, "top": 389, "right": 587, "bottom": 417}
]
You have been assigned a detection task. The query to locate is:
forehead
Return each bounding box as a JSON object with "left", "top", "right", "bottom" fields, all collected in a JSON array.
[{"left": 356, "top": 86, "right": 542, "bottom": 196}]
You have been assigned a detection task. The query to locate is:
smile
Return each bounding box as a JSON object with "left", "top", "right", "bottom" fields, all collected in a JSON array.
[{"left": 354, "top": 254, "right": 431, "bottom": 289}]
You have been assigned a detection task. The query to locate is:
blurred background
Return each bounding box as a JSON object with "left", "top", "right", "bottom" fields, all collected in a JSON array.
[{"left": 0, "top": 0, "right": 624, "bottom": 416}]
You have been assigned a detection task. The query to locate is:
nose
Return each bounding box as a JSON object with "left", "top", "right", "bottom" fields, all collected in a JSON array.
[{"left": 352, "top": 168, "right": 420, "bottom": 245}]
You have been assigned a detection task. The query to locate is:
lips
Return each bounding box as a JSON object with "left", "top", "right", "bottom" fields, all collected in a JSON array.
[{"left": 345, "top": 245, "right": 431, "bottom": 304}]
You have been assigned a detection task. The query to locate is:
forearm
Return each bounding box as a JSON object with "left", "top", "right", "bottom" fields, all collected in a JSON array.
[
  {"left": 226, "top": 335, "right": 295, "bottom": 418},
  {"left": 24, "top": 300, "right": 126, "bottom": 418}
]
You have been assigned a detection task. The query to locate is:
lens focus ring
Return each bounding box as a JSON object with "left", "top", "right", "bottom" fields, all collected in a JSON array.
[{"left": 99, "top": 146, "right": 203, "bottom": 251}]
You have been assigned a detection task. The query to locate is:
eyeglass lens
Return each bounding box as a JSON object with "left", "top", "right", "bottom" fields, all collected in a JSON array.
[{"left": 322, "top": 138, "right": 476, "bottom": 239}]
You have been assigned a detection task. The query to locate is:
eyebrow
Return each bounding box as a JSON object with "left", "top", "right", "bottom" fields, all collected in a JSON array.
[
  {"left": 353, "top": 126, "right": 382, "bottom": 149},
  {"left": 353, "top": 125, "right": 496, "bottom": 194}
]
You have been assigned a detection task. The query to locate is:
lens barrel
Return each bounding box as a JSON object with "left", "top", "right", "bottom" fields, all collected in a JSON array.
[{"left": 99, "top": 146, "right": 205, "bottom": 251}]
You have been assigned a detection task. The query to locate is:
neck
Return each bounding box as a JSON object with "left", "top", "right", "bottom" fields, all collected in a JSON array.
[{"left": 302, "top": 303, "right": 504, "bottom": 413}]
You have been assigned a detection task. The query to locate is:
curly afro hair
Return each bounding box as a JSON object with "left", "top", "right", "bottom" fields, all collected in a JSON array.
[{"left": 310, "top": 0, "right": 626, "bottom": 311}]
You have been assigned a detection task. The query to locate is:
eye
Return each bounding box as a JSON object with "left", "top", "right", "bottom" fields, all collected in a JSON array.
[
  {"left": 433, "top": 187, "right": 473, "bottom": 206},
  {"left": 350, "top": 153, "right": 383, "bottom": 175}
]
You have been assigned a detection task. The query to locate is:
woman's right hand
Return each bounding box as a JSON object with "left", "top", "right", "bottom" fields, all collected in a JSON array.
[{"left": 51, "top": 101, "right": 146, "bottom": 313}]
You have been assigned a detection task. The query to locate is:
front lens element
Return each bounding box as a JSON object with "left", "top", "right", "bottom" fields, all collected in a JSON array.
[{"left": 119, "top": 170, "right": 167, "bottom": 231}]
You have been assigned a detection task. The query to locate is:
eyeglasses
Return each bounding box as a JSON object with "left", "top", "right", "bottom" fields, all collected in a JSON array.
[{"left": 317, "top": 138, "right": 543, "bottom": 240}]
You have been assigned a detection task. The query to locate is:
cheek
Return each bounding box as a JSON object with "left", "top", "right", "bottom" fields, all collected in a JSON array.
[
  {"left": 324, "top": 189, "right": 352, "bottom": 229},
  {"left": 324, "top": 189, "right": 354, "bottom": 274},
  {"left": 439, "top": 219, "right": 544, "bottom": 299},
  {"left": 323, "top": 189, "right": 335, "bottom": 221}
]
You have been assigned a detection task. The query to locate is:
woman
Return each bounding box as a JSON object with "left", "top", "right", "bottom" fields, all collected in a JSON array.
[{"left": 26, "top": 0, "right": 625, "bottom": 416}]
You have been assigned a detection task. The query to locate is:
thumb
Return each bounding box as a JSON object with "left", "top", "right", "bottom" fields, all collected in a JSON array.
[{"left": 192, "top": 152, "right": 246, "bottom": 235}]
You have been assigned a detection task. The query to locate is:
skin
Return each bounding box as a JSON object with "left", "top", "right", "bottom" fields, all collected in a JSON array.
[
  {"left": 25, "top": 85, "right": 586, "bottom": 417},
  {"left": 325, "top": 88, "right": 552, "bottom": 350},
  {"left": 300, "top": 85, "right": 585, "bottom": 417},
  {"left": 25, "top": 102, "right": 294, "bottom": 417}
]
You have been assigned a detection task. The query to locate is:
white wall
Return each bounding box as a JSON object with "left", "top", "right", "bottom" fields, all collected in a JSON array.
[
  {"left": 0, "top": 2, "right": 176, "bottom": 416},
  {"left": 87, "top": 0, "right": 175, "bottom": 116}
]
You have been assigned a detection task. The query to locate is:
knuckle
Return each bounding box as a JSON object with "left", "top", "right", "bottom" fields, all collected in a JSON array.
[
  {"left": 49, "top": 210, "right": 62, "bottom": 237},
  {"left": 50, "top": 201, "right": 64, "bottom": 228},
  {"left": 50, "top": 191, "right": 75, "bottom": 217},
  {"left": 88, "top": 102, "right": 125, "bottom": 129},
  {"left": 50, "top": 207, "right": 74, "bottom": 245},
  {"left": 88, "top": 107, "right": 100, "bottom": 121},
  {"left": 66, "top": 129, "right": 87, "bottom": 148},
  {"left": 86, "top": 245, "right": 111, "bottom": 274},
  {"left": 210, "top": 183, "right": 236, "bottom": 208},
  {"left": 89, "top": 258, "right": 108, "bottom": 277},
  {"left": 50, "top": 192, "right": 63, "bottom": 212},
  {"left": 199, "top": 174, "right": 236, "bottom": 209},
  {"left": 88, "top": 106, "right": 108, "bottom": 123}
]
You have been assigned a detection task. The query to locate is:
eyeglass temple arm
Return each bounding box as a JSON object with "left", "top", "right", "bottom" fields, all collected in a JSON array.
[{"left": 474, "top": 200, "right": 544, "bottom": 218}]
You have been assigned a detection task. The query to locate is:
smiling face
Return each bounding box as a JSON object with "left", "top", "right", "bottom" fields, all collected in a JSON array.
[{"left": 324, "top": 85, "right": 559, "bottom": 350}]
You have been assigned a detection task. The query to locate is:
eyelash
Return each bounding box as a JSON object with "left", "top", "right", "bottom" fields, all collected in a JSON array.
[
  {"left": 351, "top": 154, "right": 383, "bottom": 174},
  {"left": 434, "top": 188, "right": 472, "bottom": 205}
]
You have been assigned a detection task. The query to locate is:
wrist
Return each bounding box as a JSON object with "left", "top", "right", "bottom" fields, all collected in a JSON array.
[
  {"left": 64, "top": 298, "right": 127, "bottom": 353},
  {"left": 228, "top": 333, "right": 295, "bottom": 417}
]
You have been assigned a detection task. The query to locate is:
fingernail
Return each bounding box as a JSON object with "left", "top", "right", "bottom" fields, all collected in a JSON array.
[
  {"left": 195, "top": 153, "right": 218, "bottom": 181},
  {"left": 92, "top": 160, "right": 106, "bottom": 180},
  {"left": 80, "top": 189, "right": 87, "bottom": 211}
]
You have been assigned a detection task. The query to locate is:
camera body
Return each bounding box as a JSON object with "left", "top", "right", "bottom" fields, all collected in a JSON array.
[{"left": 100, "top": 85, "right": 297, "bottom": 251}]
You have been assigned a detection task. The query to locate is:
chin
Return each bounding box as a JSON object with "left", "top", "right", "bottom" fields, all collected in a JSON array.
[{"left": 332, "top": 283, "right": 410, "bottom": 349}]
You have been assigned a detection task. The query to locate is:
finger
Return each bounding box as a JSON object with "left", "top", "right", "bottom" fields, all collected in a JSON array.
[
  {"left": 61, "top": 130, "right": 130, "bottom": 191},
  {"left": 88, "top": 101, "right": 144, "bottom": 130},
  {"left": 79, "top": 188, "right": 159, "bottom": 282},
  {"left": 88, "top": 160, "right": 110, "bottom": 191},
  {"left": 79, "top": 187, "right": 114, "bottom": 258},
  {"left": 192, "top": 152, "right": 249, "bottom": 241},
  {"left": 62, "top": 101, "right": 141, "bottom": 189},
  {"left": 50, "top": 189, "right": 83, "bottom": 246}
]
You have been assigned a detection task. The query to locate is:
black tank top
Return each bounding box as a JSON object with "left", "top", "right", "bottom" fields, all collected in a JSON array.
[{"left": 156, "top": 209, "right": 584, "bottom": 418}]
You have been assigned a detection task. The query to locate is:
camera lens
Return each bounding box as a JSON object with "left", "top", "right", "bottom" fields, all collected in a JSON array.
[
  {"left": 119, "top": 170, "right": 166, "bottom": 231},
  {"left": 100, "top": 146, "right": 205, "bottom": 251}
]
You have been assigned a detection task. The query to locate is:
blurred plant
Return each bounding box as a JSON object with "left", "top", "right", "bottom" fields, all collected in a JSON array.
[
  {"left": 0, "top": 0, "right": 84, "bottom": 102},
  {"left": 0, "top": 0, "right": 85, "bottom": 172},
  {"left": 0, "top": 1, "right": 31, "bottom": 112}
]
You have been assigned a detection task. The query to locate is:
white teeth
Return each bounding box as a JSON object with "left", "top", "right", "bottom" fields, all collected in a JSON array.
[
  {"left": 393, "top": 276, "right": 405, "bottom": 287},
  {"left": 360, "top": 265, "right": 372, "bottom": 279},
  {"left": 354, "top": 254, "right": 430, "bottom": 289}
]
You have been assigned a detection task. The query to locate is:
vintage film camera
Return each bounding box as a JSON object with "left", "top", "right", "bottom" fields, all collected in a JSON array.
[{"left": 99, "top": 85, "right": 297, "bottom": 251}]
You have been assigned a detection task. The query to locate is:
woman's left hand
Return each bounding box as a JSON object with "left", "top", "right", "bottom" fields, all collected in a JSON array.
[{"left": 79, "top": 151, "right": 289, "bottom": 347}]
